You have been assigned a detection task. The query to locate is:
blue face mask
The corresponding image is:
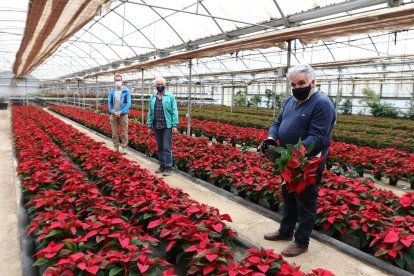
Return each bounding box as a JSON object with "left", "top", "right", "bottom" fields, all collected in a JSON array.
[{"left": 156, "top": 85, "right": 165, "bottom": 93}]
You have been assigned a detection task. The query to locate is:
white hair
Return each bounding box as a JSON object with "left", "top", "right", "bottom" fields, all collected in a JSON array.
[
  {"left": 154, "top": 77, "right": 166, "bottom": 85},
  {"left": 286, "top": 64, "right": 315, "bottom": 82}
]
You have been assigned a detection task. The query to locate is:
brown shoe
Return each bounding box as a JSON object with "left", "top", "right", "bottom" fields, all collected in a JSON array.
[
  {"left": 263, "top": 230, "right": 293, "bottom": 241},
  {"left": 281, "top": 242, "right": 308, "bottom": 257},
  {"left": 155, "top": 166, "right": 165, "bottom": 174}
]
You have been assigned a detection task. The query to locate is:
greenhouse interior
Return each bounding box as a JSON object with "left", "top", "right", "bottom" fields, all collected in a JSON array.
[{"left": 1, "top": 0, "right": 414, "bottom": 275}]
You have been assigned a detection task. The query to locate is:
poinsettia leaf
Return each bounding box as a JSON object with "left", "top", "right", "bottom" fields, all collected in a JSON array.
[
  {"left": 70, "top": 252, "right": 85, "bottom": 263},
  {"left": 220, "top": 214, "right": 232, "bottom": 222},
  {"left": 247, "top": 256, "right": 261, "bottom": 264},
  {"left": 147, "top": 219, "right": 162, "bottom": 229},
  {"left": 387, "top": 249, "right": 397, "bottom": 258},
  {"left": 33, "top": 258, "right": 49, "bottom": 266},
  {"left": 212, "top": 223, "right": 223, "bottom": 233},
  {"left": 137, "top": 263, "right": 149, "bottom": 273},
  {"left": 402, "top": 251, "right": 412, "bottom": 263},
  {"left": 203, "top": 265, "right": 215, "bottom": 275},
  {"left": 119, "top": 238, "right": 130, "bottom": 248},
  {"left": 166, "top": 241, "right": 176, "bottom": 252},
  {"left": 109, "top": 267, "right": 123, "bottom": 276},
  {"left": 400, "top": 238, "right": 413, "bottom": 248},
  {"left": 86, "top": 265, "right": 99, "bottom": 275},
  {"left": 395, "top": 258, "right": 405, "bottom": 268},
  {"left": 65, "top": 241, "right": 73, "bottom": 251},
  {"left": 257, "top": 264, "right": 269, "bottom": 273},
  {"left": 384, "top": 231, "right": 399, "bottom": 243},
  {"left": 374, "top": 248, "right": 388, "bottom": 257},
  {"left": 185, "top": 245, "right": 198, "bottom": 252},
  {"left": 46, "top": 229, "right": 62, "bottom": 238},
  {"left": 61, "top": 269, "right": 74, "bottom": 276},
  {"left": 206, "top": 254, "right": 218, "bottom": 262},
  {"left": 305, "top": 142, "right": 315, "bottom": 155},
  {"left": 77, "top": 262, "right": 86, "bottom": 270}
]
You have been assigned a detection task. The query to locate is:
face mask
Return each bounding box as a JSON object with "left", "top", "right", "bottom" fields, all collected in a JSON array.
[
  {"left": 292, "top": 84, "right": 312, "bottom": 101},
  {"left": 156, "top": 85, "right": 165, "bottom": 93},
  {"left": 115, "top": 81, "right": 122, "bottom": 88}
]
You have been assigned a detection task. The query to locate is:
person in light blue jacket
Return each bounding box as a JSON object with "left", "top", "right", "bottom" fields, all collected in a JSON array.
[
  {"left": 108, "top": 73, "right": 131, "bottom": 155},
  {"left": 147, "top": 77, "right": 179, "bottom": 176}
]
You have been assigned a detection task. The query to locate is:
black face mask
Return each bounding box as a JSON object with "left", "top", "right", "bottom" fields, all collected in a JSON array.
[
  {"left": 292, "top": 84, "right": 312, "bottom": 101},
  {"left": 156, "top": 85, "right": 165, "bottom": 93}
]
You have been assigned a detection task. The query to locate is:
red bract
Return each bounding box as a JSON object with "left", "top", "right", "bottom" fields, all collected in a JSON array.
[
  {"left": 34, "top": 241, "right": 65, "bottom": 259},
  {"left": 36, "top": 106, "right": 334, "bottom": 274},
  {"left": 276, "top": 144, "right": 323, "bottom": 194},
  {"left": 49, "top": 105, "right": 414, "bottom": 270},
  {"left": 370, "top": 227, "right": 414, "bottom": 267}
]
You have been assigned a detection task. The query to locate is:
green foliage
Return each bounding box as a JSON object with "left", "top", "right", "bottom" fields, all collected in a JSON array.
[
  {"left": 338, "top": 98, "right": 353, "bottom": 115},
  {"left": 359, "top": 88, "right": 399, "bottom": 118},
  {"left": 251, "top": 94, "right": 262, "bottom": 107},
  {"left": 274, "top": 92, "right": 286, "bottom": 109},
  {"left": 233, "top": 90, "right": 247, "bottom": 107},
  {"left": 264, "top": 89, "right": 273, "bottom": 108},
  {"left": 406, "top": 99, "right": 414, "bottom": 119}
]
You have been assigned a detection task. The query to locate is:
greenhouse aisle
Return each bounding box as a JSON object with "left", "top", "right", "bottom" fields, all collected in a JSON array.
[
  {"left": 0, "top": 109, "right": 21, "bottom": 276},
  {"left": 46, "top": 109, "right": 391, "bottom": 276}
]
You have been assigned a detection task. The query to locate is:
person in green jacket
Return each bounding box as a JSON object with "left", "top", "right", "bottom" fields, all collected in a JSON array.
[{"left": 147, "top": 77, "right": 179, "bottom": 176}]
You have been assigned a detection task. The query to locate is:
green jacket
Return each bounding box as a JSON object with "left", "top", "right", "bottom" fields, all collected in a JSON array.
[{"left": 147, "top": 91, "right": 179, "bottom": 129}]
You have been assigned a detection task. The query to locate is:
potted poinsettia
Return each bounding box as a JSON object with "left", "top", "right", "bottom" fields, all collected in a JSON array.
[{"left": 271, "top": 139, "right": 324, "bottom": 194}]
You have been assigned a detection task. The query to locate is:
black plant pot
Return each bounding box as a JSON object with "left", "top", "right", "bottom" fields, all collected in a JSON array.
[
  {"left": 374, "top": 172, "right": 382, "bottom": 181},
  {"left": 389, "top": 177, "right": 399, "bottom": 186},
  {"left": 268, "top": 200, "right": 279, "bottom": 212},
  {"left": 238, "top": 190, "right": 246, "bottom": 198}
]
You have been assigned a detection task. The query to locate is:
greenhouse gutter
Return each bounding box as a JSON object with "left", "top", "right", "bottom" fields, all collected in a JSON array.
[{"left": 47, "top": 109, "right": 413, "bottom": 276}]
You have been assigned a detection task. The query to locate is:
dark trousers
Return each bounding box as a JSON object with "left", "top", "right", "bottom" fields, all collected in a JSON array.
[
  {"left": 154, "top": 128, "right": 173, "bottom": 169},
  {"left": 279, "top": 168, "right": 323, "bottom": 248}
]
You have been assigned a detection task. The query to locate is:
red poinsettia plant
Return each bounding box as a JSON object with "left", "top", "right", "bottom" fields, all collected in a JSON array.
[{"left": 273, "top": 139, "right": 324, "bottom": 193}]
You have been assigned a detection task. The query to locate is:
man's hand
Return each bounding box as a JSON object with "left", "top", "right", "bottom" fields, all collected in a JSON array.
[
  {"left": 172, "top": 127, "right": 178, "bottom": 134},
  {"left": 257, "top": 138, "right": 281, "bottom": 161},
  {"left": 264, "top": 147, "right": 281, "bottom": 162},
  {"left": 148, "top": 128, "right": 153, "bottom": 135},
  {"left": 115, "top": 112, "right": 121, "bottom": 117},
  {"left": 257, "top": 138, "right": 278, "bottom": 153}
]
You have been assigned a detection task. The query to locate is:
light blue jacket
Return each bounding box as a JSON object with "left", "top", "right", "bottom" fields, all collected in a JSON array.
[
  {"left": 147, "top": 91, "right": 179, "bottom": 128},
  {"left": 107, "top": 86, "right": 131, "bottom": 115}
]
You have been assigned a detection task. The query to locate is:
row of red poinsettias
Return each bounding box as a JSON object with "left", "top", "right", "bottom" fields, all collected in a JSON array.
[
  {"left": 14, "top": 106, "right": 332, "bottom": 275},
  {"left": 97, "top": 105, "right": 414, "bottom": 184},
  {"left": 97, "top": 105, "right": 267, "bottom": 147},
  {"left": 14, "top": 107, "right": 174, "bottom": 275},
  {"left": 51, "top": 105, "right": 414, "bottom": 269}
]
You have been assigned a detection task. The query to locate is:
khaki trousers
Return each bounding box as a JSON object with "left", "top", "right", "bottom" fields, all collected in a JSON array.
[{"left": 109, "top": 114, "right": 128, "bottom": 148}]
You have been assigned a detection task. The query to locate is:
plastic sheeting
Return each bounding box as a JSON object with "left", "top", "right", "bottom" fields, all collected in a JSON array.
[
  {"left": 13, "top": 0, "right": 108, "bottom": 78},
  {"left": 84, "top": 4, "right": 414, "bottom": 78}
]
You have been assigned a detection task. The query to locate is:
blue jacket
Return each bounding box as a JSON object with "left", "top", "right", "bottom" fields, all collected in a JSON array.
[
  {"left": 147, "top": 91, "right": 179, "bottom": 128},
  {"left": 107, "top": 86, "right": 131, "bottom": 115},
  {"left": 269, "top": 92, "right": 336, "bottom": 157}
]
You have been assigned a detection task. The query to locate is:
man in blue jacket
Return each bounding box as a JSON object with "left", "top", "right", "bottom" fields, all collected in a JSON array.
[
  {"left": 261, "top": 64, "right": 336, "bottom": 257},
  {"left": 147, "top": 77, "right": 179, "bottom": 176},
  {"left": 108, "top": 73, "right": 131, "bottom": 155}
]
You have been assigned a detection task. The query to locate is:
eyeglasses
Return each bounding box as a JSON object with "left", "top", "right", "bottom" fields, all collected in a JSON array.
[{"left": 155, "top": 83, "right": 165, "bottom": 86}]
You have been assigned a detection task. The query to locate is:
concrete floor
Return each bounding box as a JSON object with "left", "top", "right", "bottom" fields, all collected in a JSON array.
[
  {"left": 45, "top": 109, "right": 396, "bottom": 276},
  {"left": 0, "top": 109, "right": 22, "bottom": 276}
]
